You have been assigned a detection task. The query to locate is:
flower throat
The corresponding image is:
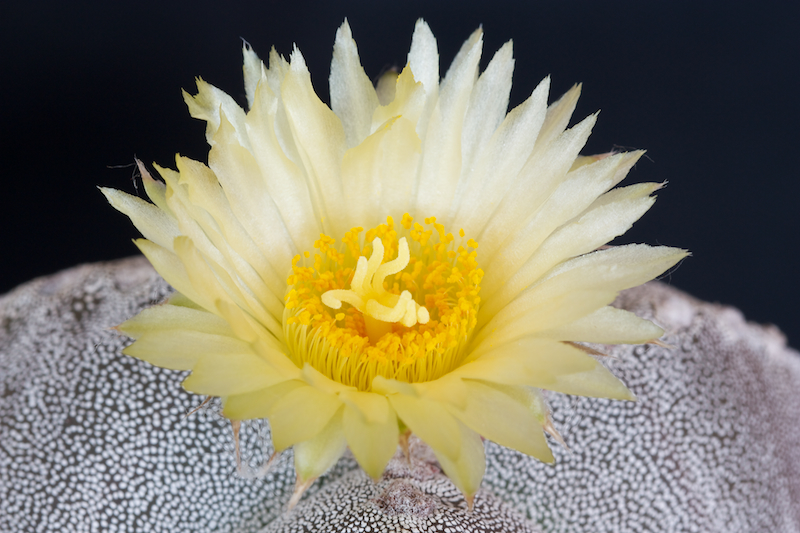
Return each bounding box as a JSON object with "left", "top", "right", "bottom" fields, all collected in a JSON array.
[{"left": 283, "top": 214, "right": 483, "bottom": 391}]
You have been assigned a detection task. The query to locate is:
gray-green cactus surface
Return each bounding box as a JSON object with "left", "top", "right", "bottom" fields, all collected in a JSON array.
[{"left": 1, "top": 257, "right": 798, "bottom": 532}]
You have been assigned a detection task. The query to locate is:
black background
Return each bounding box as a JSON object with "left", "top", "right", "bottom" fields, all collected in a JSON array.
[{"left": 2, "top": 2, "right": 798, "bottom": 347}]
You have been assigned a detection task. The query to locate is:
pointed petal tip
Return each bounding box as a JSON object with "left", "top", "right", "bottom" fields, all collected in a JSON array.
[
  {"left": 650, "top": 338, "right": 675, "bottom": 349},
  {"left": 134, "top": 159, "right": 158, "bottom": 183},
  {"left": 367, "top": 470, "right": 384, "bottom": 483},
  {"left": 543, "top": 417, "right": 569, "bottom": 451},
  {"left": 566, "top": 341, "right": 609, "bottom": 358},
  {"left": 260, "top": 451, "right": 283, "bottom": 477},
  {"left": 337, "top": 18, "right": 352, "bottom": 37},
  {"left": 184, "top": 395, "right": 214, "bottom": 420},
  {"left": 399, "top": 429, "right": 412, "bottom": 464},
  {"left": 465, "top": 493, "right": 475, "bottom": 512},
  {"left": 620, "top": 387, "right": 638, "bottom": 402},
  {"left": 289, "top": 45, "right": 306, "bottom": 70},
  {"left": 230, "top": 419, "right": 243, "bottom": 475},
  {"left": 623, "top": 148, "right": 646, "bottom": 162},
  {"left": 180, "top": 87, "right": 194, "bottom": 106},
  {"left": 288, "top": 476, "right": 316, "bottom": 510}
]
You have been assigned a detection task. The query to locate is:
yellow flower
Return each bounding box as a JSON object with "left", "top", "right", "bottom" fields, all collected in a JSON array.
[{"left": 102, "top": 19, "right": 687, "bottom": 506}]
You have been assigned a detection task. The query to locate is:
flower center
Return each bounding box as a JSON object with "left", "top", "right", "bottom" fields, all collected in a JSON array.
[{"left": 283, "top": 214, "right": 483, "bottom": 391}]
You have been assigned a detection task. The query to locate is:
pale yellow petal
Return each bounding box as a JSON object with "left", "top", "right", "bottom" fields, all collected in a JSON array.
[
  {"left": 100, "top": 187, "right": 179, "bottom": 251},
  {"left": 246, "top": 73, "right": 321, "bottom": 252},
  {"left": 547, "top": 362, "right": 635, "bottom": 400},
  {"left": 343, "top": 403, "right": 399, "bottom": 479},
  {"left": 182, "top": 78, "right": 249, "bottom": 149},
  {"left": 133, "top": 239, "right": 205, "bottom": 310},
  {"left": 441, "top": 27, "right": 482, "bottom": 86},
  {"left": 157, "top": 162, "right": 231, "bottom": 271},
  {"left": 460, "top": 40, "right": 514, "bottom": 175},
  {"left": 300, "top": 364, "right": 356, "bottom": 395},
  {"left": 539, "top": 306, "right": 665, "bottom": 344},
  {"left": 212, "top": 297, "right": 259, "bottom": 343},
  {"left": 406, "top": 18, "right": 439, "bottom": 132},
  {"left": 173, "top": 236, "right": 283, "bottom": 338},
  {"left": 477, "top": 244, "right": 688, "bottom": 346},
  {"left": 415, "top": 28, "right": 482, "bottom": 216},
  {"left": 294, "top": 407, "right": 347, "bottom": 482},
  {"left": 407, "top": 19, "right": 438, "bottom": 89},
  {"left": 475, "top": 113, "right": 597, "bottom": 261},
  {"left": 168, "top": 236, "right": 237, "bottom": 309},
  {"left": 214, "top": 298, "right": 288, "bottom": 360},
  {"left": 430, "top": 420, "right": 485, "bottom": 499},
  {"left": 480, "top": 151, "right": 645, "bottom": 312},
  {"left": 223, "top": 379, "right": 304, "bottom": 420},
  {"left": 118, "top": 304, "right": 232, "bottom": 339},
  {"left": 472, "top": 289, "right": 618, "bottom": 352},
  {"left": 385, "top": 392, "right": 461, "bottom": 460},
  {"left": 339, "top": 390, "right": 391, "bottom": 424},
  {"left": 371, "top": 375, "right": 418, "bottom": 397},
  {"left": 330, "top": 20, "right": 380, "bottom": 148},
  {"left": 534, "top": 83, "right": 582, "bottom": 154},
  {"left": 176, "top": 154, "right": 287, "bottom": 323},
  {"left": 242, "top": 42, "right": 265, "bottom": 109},
  {"left": 123, "top": 329, "right": 250, "bottom": 372},
  {"left": 206, "top": 116, "right": 296, "bottom": 297},
  {"left": 282, "top": 49, "right": 349, "bottom": 236},
  {"left": 569, "top": 153, "right": 604, "bottom": 171},
  {"left": 453, "top": 76, "right": 550, "bottom": 233},
  {"left": 138, "top": 160, "right": 172, "bottom": 215},
  {"left": 544, "top": 244, "right": 689, "bottom": 289},
  {"left": 166, "top": 292, "right": 202, "bottom": 310},
  {"left": 216, "top": 300, "right": 303, "bottom": 380},
  {"left": 415, "top": 374, "right": 468, "bottom": 410},
  {"left": 448, "top": 380, "right": 553, "bottom": 462},
  {"left": 484, "top": 382, "right": 549, "bottom": 425},
  {"left": 372, "top": 64, "right": 426, "bottom": 129},
  {"left": 263, "top": 46, "right": 300, "bottom": 160},
  {"left": 375, "top": 70, "right": 398, "bottom": 106},
  {"left": 341, "top": 115, "right": 421, "bottom": 225},
  {"left": 269, "top": 385, "right": 343, "bottom": 451},
  {"left": 265, "top": 47, "right": 290, "bottom": 98},
  {"left": 455, "top": 339, "right": 597, "bottom": 387},
  {"left": 182, "top": 350, "right": 280, "bottom": 396},
  {"left": 483, "top": 183, "right": 656, "bottom": 319},
  {"left": 586, "top": 180, "right": 663, "bottom": 210}
]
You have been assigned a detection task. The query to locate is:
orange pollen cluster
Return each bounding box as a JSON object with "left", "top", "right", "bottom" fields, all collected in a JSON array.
[{"left": 283, "top": 214, "right": 483, "bottom": 391}]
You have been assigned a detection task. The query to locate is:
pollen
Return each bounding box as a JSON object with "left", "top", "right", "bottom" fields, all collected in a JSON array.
[{"left": 283, "top": 214, "right": 483, "bottom": 391}]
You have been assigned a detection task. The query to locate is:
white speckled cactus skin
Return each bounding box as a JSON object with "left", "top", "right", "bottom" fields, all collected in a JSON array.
[{"left": 1, "top": 257, "right": 799, "bottom": 532}]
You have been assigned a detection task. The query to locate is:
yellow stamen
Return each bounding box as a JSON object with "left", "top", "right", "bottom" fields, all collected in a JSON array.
[{"left": 283, "top": 214, "right": 483, "bottom": 391}]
